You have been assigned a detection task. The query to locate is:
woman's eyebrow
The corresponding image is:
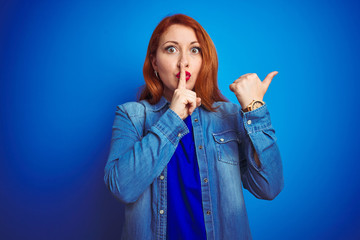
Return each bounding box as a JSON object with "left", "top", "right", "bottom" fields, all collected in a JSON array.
[
  {"left": 161, "top": 41, "right": 199, "bottom": 46},
  {"left": 190, "top": 41, "right": 199, "bottom": 45},
  {"left": 162, "top": 41, "right": 179, "bottom": 46}
]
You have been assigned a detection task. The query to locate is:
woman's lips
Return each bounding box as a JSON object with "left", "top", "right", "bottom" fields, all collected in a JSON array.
[{"left": 176, "top": 71, "right": 191, "bottom": 81}]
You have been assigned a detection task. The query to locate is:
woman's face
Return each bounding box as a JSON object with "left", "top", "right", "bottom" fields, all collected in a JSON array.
[{"left": 152, "top": 24, "right": 202, "bottom": 100}]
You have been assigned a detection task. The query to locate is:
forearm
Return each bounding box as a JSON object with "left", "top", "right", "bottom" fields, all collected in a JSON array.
[
  {"left": 104, "top": 107, "right": 188, "bottom": 203},
  {"left": 240, "top": 105, "right": 284, "bottom": 200}
]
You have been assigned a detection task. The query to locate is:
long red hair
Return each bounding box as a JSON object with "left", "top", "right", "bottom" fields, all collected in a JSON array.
[{"left": 139, "top": 14, "right": 227, "bottom": 111}]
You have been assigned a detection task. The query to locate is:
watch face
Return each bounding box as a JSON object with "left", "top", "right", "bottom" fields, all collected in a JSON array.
[{"left": 252, "top": 101, "right": 264, "bottom": 110}]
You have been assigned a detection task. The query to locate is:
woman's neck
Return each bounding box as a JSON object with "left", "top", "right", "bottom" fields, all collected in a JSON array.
[{"left": 163, "top": 89, "right": 173, "bottom": 102}]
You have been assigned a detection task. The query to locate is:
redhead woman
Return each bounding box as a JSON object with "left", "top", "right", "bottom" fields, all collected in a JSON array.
[{"left": 104, "top": 14, "right": 284, "bottom": 240}]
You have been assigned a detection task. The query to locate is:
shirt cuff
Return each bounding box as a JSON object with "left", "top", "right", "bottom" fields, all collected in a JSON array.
[
  {"left": 241, "top": 104, "right": 272, "bottom": 134},
  {"left": 152, "top": 108, "right": 189, "bottom": 146}
]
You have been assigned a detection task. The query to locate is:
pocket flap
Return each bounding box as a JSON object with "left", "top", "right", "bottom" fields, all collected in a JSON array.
[{"left": 212, "top": 130, "right": 240, "bottom": 144}]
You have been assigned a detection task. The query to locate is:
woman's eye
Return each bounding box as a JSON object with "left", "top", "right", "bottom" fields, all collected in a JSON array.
[
  {"left": 191, "top": 47, "right": 201, "bottom": 54},
  {"left": 166, "top": 46, "right": 177, "bottom": 53}
]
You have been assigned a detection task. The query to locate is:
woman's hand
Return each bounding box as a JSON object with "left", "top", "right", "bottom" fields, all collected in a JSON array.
[
  {"left": 170, "top": 63, "right": 201, "bottom": 120},
  {"left": 229, "top": 71, "right": 278, "bottom": 109}
]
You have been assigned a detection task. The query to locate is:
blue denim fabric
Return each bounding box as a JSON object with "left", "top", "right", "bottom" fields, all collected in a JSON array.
[{"left": 104, "top": 96, "right": 284, "bottom": 240}]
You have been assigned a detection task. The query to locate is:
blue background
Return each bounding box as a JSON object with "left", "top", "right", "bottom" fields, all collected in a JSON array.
[{"left": 1, "top": 0, "right": 359, "bottom": 239}]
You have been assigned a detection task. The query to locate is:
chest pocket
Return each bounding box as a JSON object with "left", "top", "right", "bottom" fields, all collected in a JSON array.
[{"left": 212, "top": 130, "right": 241, "bottom": 165}]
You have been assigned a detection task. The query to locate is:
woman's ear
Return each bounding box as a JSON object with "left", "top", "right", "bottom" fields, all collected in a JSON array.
[{"left": 151, "top": 55, "right": 158, "bottom": 72}]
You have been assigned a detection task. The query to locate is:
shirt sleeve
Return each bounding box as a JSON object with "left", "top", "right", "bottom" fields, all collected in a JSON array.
[
  {"left": 239, "top": 104, "right": 284, "bottom": 200},
  {"left": 104, "top": 104, "right": 189, "bottom": 203}
]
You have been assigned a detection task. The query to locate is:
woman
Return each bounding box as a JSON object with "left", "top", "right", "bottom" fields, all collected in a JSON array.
[{"left": 104, "top": 14, "right": 283, "bottom": 240}]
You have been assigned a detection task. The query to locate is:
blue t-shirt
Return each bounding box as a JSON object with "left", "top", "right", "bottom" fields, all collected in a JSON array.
[{"left": 166, "top": 116, "right": 207, "bottom": 240}]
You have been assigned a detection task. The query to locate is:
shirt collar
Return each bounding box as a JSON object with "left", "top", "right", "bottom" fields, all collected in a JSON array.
[{"left": 146, "top": 96, "right": 170, "bottom": 112}]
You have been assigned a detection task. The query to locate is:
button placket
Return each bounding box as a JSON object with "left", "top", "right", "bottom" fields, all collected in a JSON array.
[
  {"left": 192, "top": 110, "right": 215, "bottom": 234},
  {"left": 157, "top": 167, "right": 167, "bottom": 239}
]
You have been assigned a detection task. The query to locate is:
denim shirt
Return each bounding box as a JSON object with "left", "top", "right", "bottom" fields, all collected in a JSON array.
[{"left": 104, "top": 96, "right": 284, "bottom": 240}]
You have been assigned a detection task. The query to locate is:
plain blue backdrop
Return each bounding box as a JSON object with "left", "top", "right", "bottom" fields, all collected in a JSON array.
[{"left": 1, "top": 0, "right": 360, "bottom": 239}]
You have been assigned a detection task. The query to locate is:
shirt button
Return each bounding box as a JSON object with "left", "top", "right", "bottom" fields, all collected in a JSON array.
[
  {"left": 194, "top": 118, "right": 198, "bottom": 122},
  {"left": 159, "top": 175, "right": 165, "bottom": 180},
  {"left": 159, "top": 210, "right": 164, "bottom": 214},
  {"left": 204, "top": 178, "right": 208, "bottom": 183},
  {"left": 177, "top": 133, "right": 181, "bottom": 137},
  {"left": 206, "top": 210, "right": 211, "bottom": 215},
  {"left": 247, "top": 120, "right": 252, "bottom": 125},
  {"left": 220, "top": 138, "right": 224, "bottom": 142},
  {"left": 199, "top": 145, "right": 203, "bottom": 149}
]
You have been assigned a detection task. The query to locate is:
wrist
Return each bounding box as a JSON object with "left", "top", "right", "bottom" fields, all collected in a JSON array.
[{"left": 242, "top": 100, "right": 265, "bottom": 112}]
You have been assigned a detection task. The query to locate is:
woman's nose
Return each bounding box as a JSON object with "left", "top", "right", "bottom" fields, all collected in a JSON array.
[{"left": 178, "top": 53, "right": 189, "bottom": 68}]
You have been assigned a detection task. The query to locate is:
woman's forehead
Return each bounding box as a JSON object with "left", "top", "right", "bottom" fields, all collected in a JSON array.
[{"left": 159, "top": 24, "right": 198, "bottom": 44}]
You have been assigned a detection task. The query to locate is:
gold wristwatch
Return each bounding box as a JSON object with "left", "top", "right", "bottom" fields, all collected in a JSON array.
[{"left": 242, "top": 100, "right": 265, "bottom": 112}]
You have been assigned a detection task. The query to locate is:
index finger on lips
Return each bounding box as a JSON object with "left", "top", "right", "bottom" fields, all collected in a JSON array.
[{"left": 177, "top": 63, "right": 186, "bottom": 89}]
